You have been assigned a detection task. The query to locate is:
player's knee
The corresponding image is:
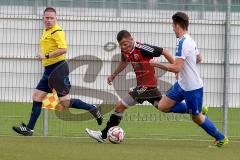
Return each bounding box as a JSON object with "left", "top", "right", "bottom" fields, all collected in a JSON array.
[
  {"left": 32, "top": 93, "right": 37, "bottom": 101},
  {"left": 32, "top": 91, "right": 44, "bottom": 102},
  {"left": 160, "top": 108, "right": 170, "bottom": 113},
  {"left": 115, "top": 102, "right": 127, "bottom": 113},
  {"left": 60, "top": 100, "right": 70, "bottom": 108},
  {"left": 157, "top": 96, "right": 173, "bottom": 113},
  {"left": 192, "top": 114, "right": 205, "bottom": 124},
  {"left": 59, "top": 96, "right": 71, "bottom": 108},
  {"left": 158, "top": 104, "right": 169, "bottom": 113}
]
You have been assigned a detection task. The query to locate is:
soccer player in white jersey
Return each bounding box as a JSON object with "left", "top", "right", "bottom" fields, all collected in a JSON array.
[{"left": 150, "top": 12, "right": 228, "bottom": 147}]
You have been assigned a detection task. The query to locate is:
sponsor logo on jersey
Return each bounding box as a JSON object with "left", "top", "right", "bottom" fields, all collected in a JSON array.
[{"left": 134, "top": 54, "right": 139, "bottom": 60}]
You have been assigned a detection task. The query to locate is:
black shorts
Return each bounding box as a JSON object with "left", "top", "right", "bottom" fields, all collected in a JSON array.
[
  {"left": 121, "top": 86, "right": 162, "bottom": 107},
  {"left": 36, "top": 60, "right": 71, "bottom": 97}
]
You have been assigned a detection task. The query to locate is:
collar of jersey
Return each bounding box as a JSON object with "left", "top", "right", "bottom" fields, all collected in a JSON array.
[
  {"left": 179, "top": 33, "right": 190, "bottom": 40},
  {"left": 45, "top": 24, "right": 58, "bottom": 32},
  {"left": 129, "top": 41, "right": 137, "bottom": 54}
]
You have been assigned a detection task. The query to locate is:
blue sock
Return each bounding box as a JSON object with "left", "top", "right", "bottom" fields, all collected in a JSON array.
[
  {"left": 169, "top": 102, "right": 189, "bottom": 114},
  {"left": 200, "top": 117, "right": 225, "bottom": 141},
  {"left": 70, "top": 99, "right": 95, "bottom": 110},
  {"left": 27, "top": 101, "right": 42, "bottom": 130}
]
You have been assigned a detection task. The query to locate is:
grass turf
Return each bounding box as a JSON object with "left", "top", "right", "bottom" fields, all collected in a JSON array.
[
  {"left": 0, "top": 136, "right": 240, "bottom": 160},
  {"left": 0, "top": 102, "right": 239, "bottom": 139},
  {"left": 0, "top": 102, "right": 240, "bottom": 160}
]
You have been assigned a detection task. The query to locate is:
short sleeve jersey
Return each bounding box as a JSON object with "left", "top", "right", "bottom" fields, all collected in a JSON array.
[
  {"left": 40, "top": 24, "right": 67, "bottom": 67},
  {"left": 175, "top": 34, "right": 203, "bottom": 91},
  {"left": 121, "top": 42, "right": 163, "bottom": 87}
]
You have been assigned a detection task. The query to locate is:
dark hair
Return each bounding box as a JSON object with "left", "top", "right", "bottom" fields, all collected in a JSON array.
[
  {"left": 172, "top": 12, "right": 189, "bottom": 30},
  {"left": 117, "top": 30, "right": 131, "bottom": 42},
  {"left": 44, "top": 7, "right": 56, "bottom": 14}
]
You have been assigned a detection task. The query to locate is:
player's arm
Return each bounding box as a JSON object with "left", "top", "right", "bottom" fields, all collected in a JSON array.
[
  {"left": 150, "top": 58, "right": 184, "bottom": 73},
  {"left": 46, "top": 29, "right": 67, "bottom": 58},
  {"left": 150, "top": 41, "right": 186, "bottom": 73},
  {"left": 162, "top": 49, "right": 175, "bottom": 64},
  {"left": 107, "top": 54, "right": 128, "bottom": 85},
  {"left": 139, "top": 43, "right": 163, "bottom": 57},
  {"left": 139, "top": 44, "right": 174, "bottom": 64},
  {"left": 46, "top": 48, "right": 67, "bottom": 58},
  {"left": 112, "top": 61, "right": 128, "bottom": 77},
  {"left": 36, "top": 48, "right": 67, "bottom": 60},
  {"left": 196, "top": 52, "right": 203, "bottom": 64}
]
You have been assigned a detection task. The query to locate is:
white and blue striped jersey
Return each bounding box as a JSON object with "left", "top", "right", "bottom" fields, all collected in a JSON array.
[{"left": 175, "top": 34, "right": 203, "bottom": 91}]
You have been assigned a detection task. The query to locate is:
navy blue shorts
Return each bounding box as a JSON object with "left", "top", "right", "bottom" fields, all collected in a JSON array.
[
  {"left": 166, "top": 82, "right": 203, "bottom": 115},
  {"left": 36, "top": 60, "right": 71, "bottom": 97}
]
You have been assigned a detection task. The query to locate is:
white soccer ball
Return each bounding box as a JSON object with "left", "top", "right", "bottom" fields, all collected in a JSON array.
[{"left": 107, "top": 126, "right": 125, "bottom": 144}]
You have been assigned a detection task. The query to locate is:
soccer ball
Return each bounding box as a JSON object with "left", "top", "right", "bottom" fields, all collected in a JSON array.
[{"left": 107, "top": 126, "right": 125, "bottom": 144}]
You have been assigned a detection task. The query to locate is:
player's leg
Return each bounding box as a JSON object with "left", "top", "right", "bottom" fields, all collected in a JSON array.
[
  {"left": 100, "top": 101, "right": 128, "bottom": 139},
  {"left": 49, "top": 63, "right": 103, "bottom": 125},
  {"left": 26, "top": 71, "right": 52, "bottom": 131},
  {"left": 186, "top": 88, "right": 228, "bottom": 147},
  {"left": 12, "top": 68, "right": 51, "bottom": 136},
  {"left": 101, "top": 86, "right": 153, "bottom": 137},
  {"left": 59, "top": 95, "right": 103, "bottom": 125},
  {"left": 158, "top": 82, "right": 188, "bottom": 113},
  {"left": 12, "top": 89, "right": 47, "bottom": 136},
  {"left": 192, "top": 113, "right": 228, "bottom": 147},
  {"left": 28, "top": 89, "right": 47, "bottom": 129},
  {"left": 86, "top": 93, "right": 137, "bottom": 143},
  {"left": 143, "top": 87, "right": 162, "bottom": 109},
  {"left": 158, "top": 95, "right": 176, "bottom": 112}
]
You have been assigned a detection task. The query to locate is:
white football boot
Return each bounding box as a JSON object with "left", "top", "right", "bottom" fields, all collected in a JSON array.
[{"left": 85, "top": 128, "right": 105, "bottom": 143}]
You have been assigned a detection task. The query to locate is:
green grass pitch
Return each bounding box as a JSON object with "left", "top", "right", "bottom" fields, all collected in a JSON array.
[
  {"left": 0, "top": 102, "right": 240, "bottom": 160},
  {"left": 1, "top": 136, "right": 240, "bottom": 160}
]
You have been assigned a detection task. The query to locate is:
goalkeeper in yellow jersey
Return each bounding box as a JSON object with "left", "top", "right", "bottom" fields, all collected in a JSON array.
[{"left": 12, "top": 7, "right": 102, "bottom": 136}]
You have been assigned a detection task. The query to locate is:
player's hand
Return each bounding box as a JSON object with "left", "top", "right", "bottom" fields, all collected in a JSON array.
[
  {"left": 36, "top": 53, "right": 45, "bottom": 61},
  {"left": 107, "top": 75, "right": 115, "bottom": 85}
]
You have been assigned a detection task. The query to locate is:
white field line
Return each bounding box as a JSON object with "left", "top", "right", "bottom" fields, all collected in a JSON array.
[{"left": 1, "top": 135, "right": 240, "bottom": 143}]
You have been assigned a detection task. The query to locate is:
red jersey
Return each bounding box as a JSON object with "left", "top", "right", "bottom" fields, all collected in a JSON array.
[{"left": 121, "top": 42, "right": 163, "bottom": 87}]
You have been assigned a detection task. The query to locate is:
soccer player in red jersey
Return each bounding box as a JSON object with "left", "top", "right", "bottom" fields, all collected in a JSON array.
[{"left": 86, "top": 30, "right": 174, "bottom": 142}]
